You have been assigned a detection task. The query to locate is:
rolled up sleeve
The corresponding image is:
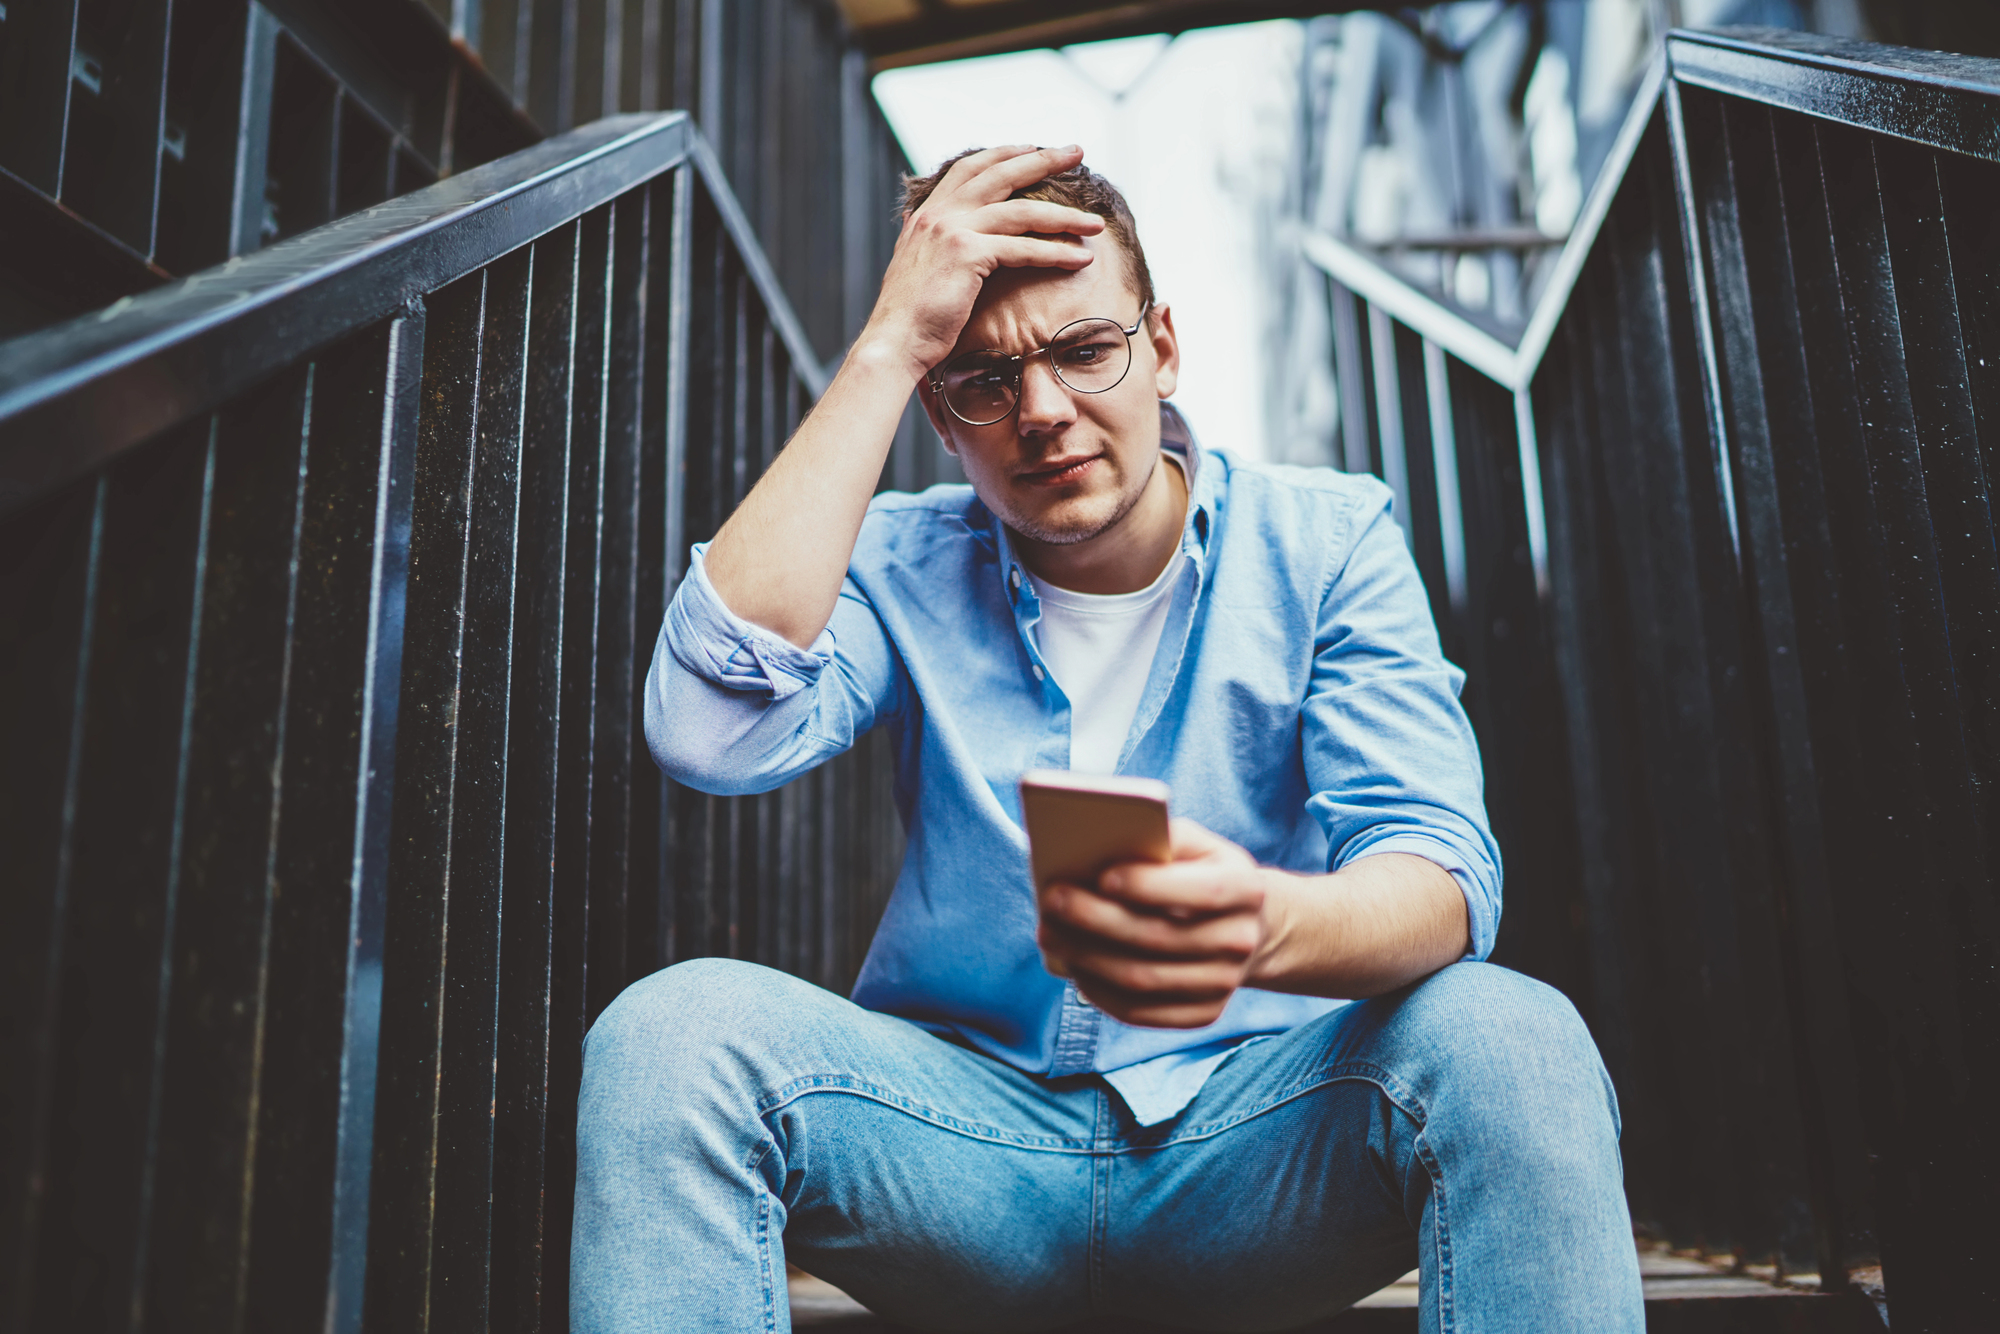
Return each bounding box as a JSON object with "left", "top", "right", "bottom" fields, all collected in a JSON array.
[
  {"left": 645, "top": 543, "right": 903, "bottom": 796},
  {"left": 1302, "top": 488, "right": 1503, "bottom": 961}
]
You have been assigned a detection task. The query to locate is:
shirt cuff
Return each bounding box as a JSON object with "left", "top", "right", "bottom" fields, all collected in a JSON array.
[
  {"left": 1335, "top": 829, "right": 1497, "bottom": 962},
  {"left": 664, "top": 544, "right": 835, "bottom": 701}
]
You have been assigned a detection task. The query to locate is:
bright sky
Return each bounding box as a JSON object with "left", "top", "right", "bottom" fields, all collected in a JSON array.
[{"left": 872, "top": 24, "right": 1303, "bottom": 462}]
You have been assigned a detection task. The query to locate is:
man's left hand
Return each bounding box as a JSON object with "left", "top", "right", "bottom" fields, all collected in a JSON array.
[{"left": 1036, "top": 818, "right": 1271, "bottom": 1029}]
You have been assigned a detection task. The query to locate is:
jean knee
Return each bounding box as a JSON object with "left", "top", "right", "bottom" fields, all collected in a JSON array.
[
  {"left": 585, "top": 958, "right": 805, "bottom": 1076},
  {"left": 1398, "top": 963, "right": 1617, "bottom": 1134}
]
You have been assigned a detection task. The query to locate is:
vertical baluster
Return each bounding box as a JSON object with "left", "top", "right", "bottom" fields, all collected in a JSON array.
[
  {"left": 425, "top": 244, "right": 536, "bottom": 1334},
  {"left": 134, "top": 363, "right": 312, "bottom": 1330},
  {"left": 251, "top": 312, "right": 425, "bottom": 1334},
  {"left": 491, "top": 220, "right": 581, "bottom": 1334},
  {"left": 0, "top": 472, "right": 106, "bottom": 1331},
  {"left": 22, "top": 415, "right": 211, "bottom": 1332},
  {"left": 1683, "top": 87, "right": 1851, "bottom": 1277},
  {"left": 538, "top": 201, "right": 614, "bottom": 1334},
  {"left": 589, "top": 187, "right": 652, "bottom": 1019},
  {"left": 367, "top": 270, "right": 492, "bottom": 1334},
  {"left": 1819, "top": 122, "right": 2000, "bottom": 1317}
]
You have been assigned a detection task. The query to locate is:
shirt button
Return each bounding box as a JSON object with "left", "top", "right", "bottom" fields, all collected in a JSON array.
[{"left": 1032, "top": 664, "right": 1045, "bottom": 681}]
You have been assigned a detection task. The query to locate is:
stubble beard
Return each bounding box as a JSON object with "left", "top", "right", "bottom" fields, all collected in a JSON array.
[{"left": 998, "top": 454, "right": 1155, "bottom": 547}]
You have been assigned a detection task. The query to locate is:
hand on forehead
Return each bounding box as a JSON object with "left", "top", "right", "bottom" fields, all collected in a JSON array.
[{"left": 953, "top": 231, "right": 1141, "bottom": 358}]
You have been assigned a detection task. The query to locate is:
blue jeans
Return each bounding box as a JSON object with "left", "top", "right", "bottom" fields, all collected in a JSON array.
[{"left": 571, "top": 960, "right": 1642, "bottom": 1333}]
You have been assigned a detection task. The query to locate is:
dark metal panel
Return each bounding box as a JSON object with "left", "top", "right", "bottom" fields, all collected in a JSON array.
[
  {"left": 152, "top": 1, "right": 272, "bottom": 275},
  {"left": 575, "top": 0, "right": 612, "bottom": 124},
  {"left": 1676, "top": 84, "right": 1844, "bottom": 1276},
  {"left": 267, "top": 36, "right": 343, "bottom": 240},
  {"left": 0, "top": 112, "right": 695, "bottom": 509},
  {"left": 1531, "top": 310, "right": 1657, "bottom": 1235},
  {"left": 537, "top": 200, "right": 616, "bottom": 1334},
  {"left": 0, "top": 473, "right": 104, "bottom": 1332},
  {"left": 1697, "top": 92, "right": 1880, "bottom": 1288},
  {"left": 0, "top": 0, "right": 80, "bottom": 194},
  {"left": 588, "top": 187, "right": 651, "bottom": 1022},
  {"left": 490, "top": 219, "right": 580, "bottom": 1334},
  {"left": 241, "top": 309, "right": 424, "bottom": 1334},
  {"left": 336, "top": 93, "right": 397, "bottom": 219},
  {"left": 364, "top": 269, "right": 489, "bottom": 1334},
  {"left": 1437, "top": 353, "right": 1586, "bottom": 1010},
  {"left": 425, "top": 243, "right": 536, "bottom": 1334},
  {"left": 26, "top": 417, "right": 212, "bottom": 1334},
  {"left": 59, "top": 0, "right": 174, "bottom": 255},
  {"left": 136, "top": 362, "right": 315, "bottom": 1331},
  {"left": 1835, "top": 126, "right": 2000, "bottom": 1319},
  {"left": 527, "top": 0, "right": 579, "bottom": 135}
]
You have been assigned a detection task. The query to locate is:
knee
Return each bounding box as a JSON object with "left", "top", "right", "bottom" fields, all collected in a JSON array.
[
  {"left": 1387, "top": 964, "right": 1617, "bottom": 1139},
  {"left": 584, "top": 958, "right": 813, "bottom": 1087}
]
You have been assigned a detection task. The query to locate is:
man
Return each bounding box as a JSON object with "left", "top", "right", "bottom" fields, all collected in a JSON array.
[{"left": 573, "top": 145, "right": 1642, "bottom": 1332}]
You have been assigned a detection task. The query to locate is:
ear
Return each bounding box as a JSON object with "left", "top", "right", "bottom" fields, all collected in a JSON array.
[
  {"left": 1147, "top": 303, "right": 1180, "bottom": 400},
  {"left": 915, "top": 376, "right": 960, "bottom": 455}
]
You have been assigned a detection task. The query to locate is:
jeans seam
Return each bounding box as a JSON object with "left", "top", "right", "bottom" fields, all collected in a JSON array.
[
  {"left": 746, "top": 1140, "right": 779, "bottom": 1334},
  {"left": 756, "top": 1076, "right": 1095, "bottom": 1151},
  {"left": 1121, "top": 1062, "right": 1426, "bottom": 1151},
  {"left": 1413, "top": 1129, "right": 1452, "bottom": 1334}
]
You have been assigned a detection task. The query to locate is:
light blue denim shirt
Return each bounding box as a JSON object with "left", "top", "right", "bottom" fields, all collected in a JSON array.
[{"left": 646, "top": 405, "right": 1501, "bottom": 1125}]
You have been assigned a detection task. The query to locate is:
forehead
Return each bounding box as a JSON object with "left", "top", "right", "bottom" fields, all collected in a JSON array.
[{"left": 953, "top": 233, "right": 1142, "bottom": 355}]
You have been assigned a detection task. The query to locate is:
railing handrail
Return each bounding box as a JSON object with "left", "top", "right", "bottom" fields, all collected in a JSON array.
[
  {"left": 0, "top": 111, "right": 830, "bottom": 516},
  {"left": 1300, "top": 28, "right": 2000, "bottom": 397}
]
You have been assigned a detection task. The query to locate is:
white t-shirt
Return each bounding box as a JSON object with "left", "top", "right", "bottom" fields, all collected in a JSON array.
[{"left": 1027, "top": 544, "right": 1188, "bottom": 774}]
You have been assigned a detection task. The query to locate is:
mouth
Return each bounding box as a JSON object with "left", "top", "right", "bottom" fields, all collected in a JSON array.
[{"left": 1017, "top": 453, "right": 1101, "bottom": 487}]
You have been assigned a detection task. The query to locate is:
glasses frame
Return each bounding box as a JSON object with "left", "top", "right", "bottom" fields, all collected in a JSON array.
[{"left": 928, "top": 301, "right": 1154, "bottom": 427}]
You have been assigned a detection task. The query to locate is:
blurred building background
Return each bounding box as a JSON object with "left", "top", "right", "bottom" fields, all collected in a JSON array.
[{"left": 865, "top": 0, "right": 2000, "bottom": 465}]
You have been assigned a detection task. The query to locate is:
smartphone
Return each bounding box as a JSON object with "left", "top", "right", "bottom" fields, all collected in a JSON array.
[{"left": 1019, "top": 770, "right": 1172, "bottom": 890}]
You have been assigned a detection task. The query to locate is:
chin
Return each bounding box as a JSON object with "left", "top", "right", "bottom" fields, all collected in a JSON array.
[{"left": 998, "top": 492, "right": 1127, "bottom": 546}]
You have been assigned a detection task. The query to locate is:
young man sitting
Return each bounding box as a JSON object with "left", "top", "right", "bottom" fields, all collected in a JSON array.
[{"left": 572, "top": 145, "right": 1643, "bottom": 1333}]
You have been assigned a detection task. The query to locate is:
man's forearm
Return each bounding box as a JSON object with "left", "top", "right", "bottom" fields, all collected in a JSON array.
[
  {"left": 701, "top": 343, "right": 919, "bottom": 649},
  {"left": 1247, "top": 852, "right": 1470, "bottom": 999}
]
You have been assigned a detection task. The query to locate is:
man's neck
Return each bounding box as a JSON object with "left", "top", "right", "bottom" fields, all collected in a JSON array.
[{"left": 1013, "top": 452, "right": 1188, "bottom": 595}]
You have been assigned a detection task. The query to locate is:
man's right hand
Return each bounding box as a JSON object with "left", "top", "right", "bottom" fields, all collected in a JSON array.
[
  {"left": 702, "top": 146, "right": 1103, "bottom": 650},
  {"left": 857, "top": 145, "right": 1107, "bottom": 383}
]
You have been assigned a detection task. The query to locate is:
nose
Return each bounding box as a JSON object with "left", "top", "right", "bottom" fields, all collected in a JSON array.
[{"left": 1015, "top": 356, "right": 1074, "bottom": 436}]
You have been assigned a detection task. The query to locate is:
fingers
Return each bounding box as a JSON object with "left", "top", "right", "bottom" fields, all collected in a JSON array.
[
  {"left": 971, "top": 199, "right": 1105, "bottom": 238},
  {"left": 1040, "top": 887, "right": 1258, "bottom": 961},
  {"left": 963, "top": 143, "right": 1085, "bottom": 202},
  {"left": 983, "top": 235, "right": 1096, "bottom": 272},
  {"left": 1070, "top": 973, "right": 1232, "bottom": 1030},
  {"left": 1097, "top": 857, "right": 1262, "bottom": 917}
]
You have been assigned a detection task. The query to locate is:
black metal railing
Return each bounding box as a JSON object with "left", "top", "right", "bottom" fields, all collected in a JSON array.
[
  {"left": 0, "top": 111, "right": 925, "bottom": 1334},
  {"left": 1306, "top": 28, "right": 1999, "bottom": 1328},
  {"left": 0, "top": 0, "right": 911, "bottom": 362}
]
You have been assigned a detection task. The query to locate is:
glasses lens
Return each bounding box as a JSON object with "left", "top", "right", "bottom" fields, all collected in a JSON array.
[
  {"left": 1049, "top": 319, "right": 1132, "bottom": 395},
  {"left": 941, "top": 354, "right": 1017, "bottom": 425}
]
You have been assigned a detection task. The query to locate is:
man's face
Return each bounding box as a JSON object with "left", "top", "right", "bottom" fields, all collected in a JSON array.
[{"left": 919, "top": 234, "right": 1179, "bottom": 548}]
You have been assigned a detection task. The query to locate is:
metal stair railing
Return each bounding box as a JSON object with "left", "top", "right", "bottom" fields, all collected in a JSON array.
[
  {"left": 0, "top": 110, "right": 908, "bottom": 1334},
  {"left": 1302, "top": 27, "right": 2000, "bottom": 1329}
]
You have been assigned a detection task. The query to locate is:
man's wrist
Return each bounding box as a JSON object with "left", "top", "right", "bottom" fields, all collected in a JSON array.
[
  {"left": 1246, "top": 865, "right": 1312, "bottom": 990},
  {"left": 844, "top": 326, "right": 931, "bottom": 386}
]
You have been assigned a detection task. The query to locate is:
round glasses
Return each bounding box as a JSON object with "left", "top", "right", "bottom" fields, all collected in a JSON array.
[{"left": 929, "top": 302, "right": 1153, "bottom": 427}]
